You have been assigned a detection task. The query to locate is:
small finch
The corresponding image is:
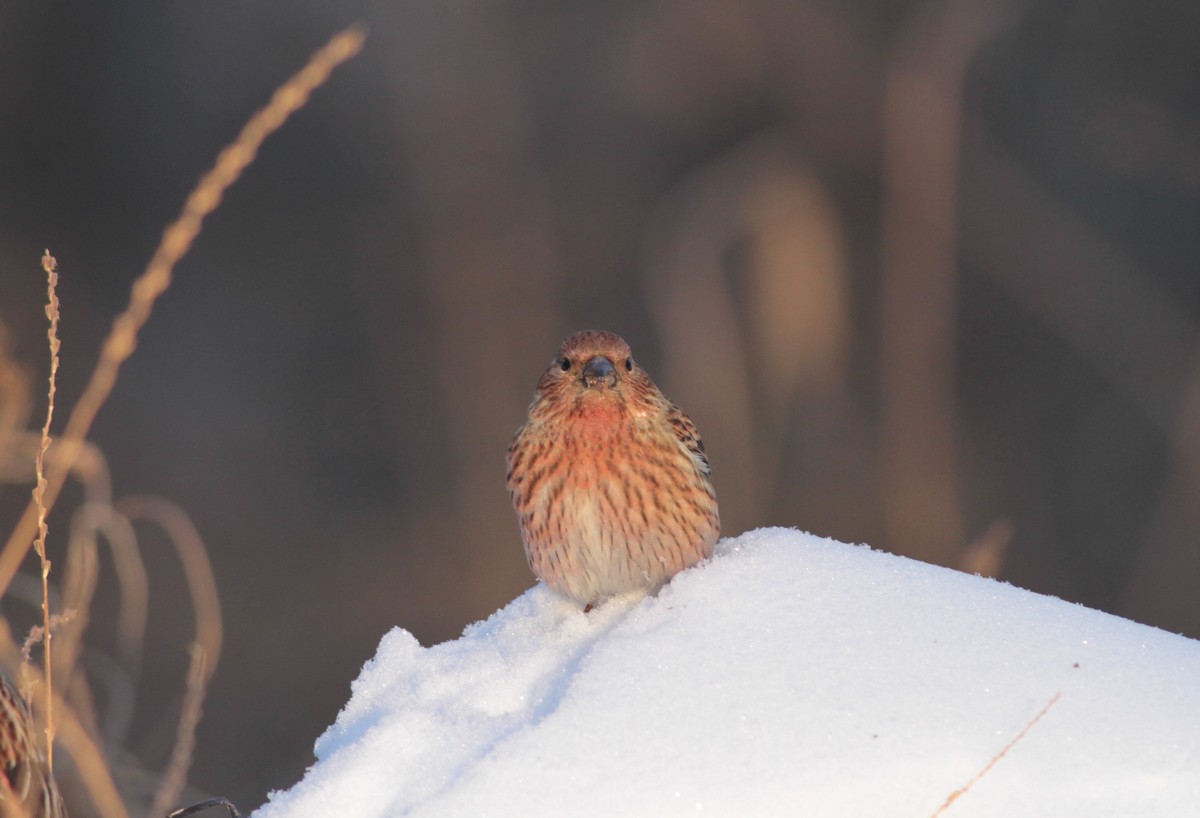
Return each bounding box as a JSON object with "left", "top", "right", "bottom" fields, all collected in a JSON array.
[{"left": 506, "top": 330, "right": 720, "bottom": 608}]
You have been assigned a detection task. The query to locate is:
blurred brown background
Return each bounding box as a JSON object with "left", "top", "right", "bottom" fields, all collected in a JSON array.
[{"left": 1, "top": 0, "right": 1198, "bottom": 813}]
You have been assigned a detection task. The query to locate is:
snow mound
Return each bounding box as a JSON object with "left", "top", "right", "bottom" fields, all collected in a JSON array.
[{"left": 252, "top": 528, "right": 1200, "bottom": 817}]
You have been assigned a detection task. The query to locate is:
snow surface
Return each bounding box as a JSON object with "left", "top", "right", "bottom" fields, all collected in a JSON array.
[{"left": 253, "top": 528, "right": 1200, "bottom": 817}]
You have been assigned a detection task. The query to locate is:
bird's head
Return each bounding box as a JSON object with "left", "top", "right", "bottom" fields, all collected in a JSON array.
[{"left": 530, "top": 330, "right": 658, "bottom": 422}]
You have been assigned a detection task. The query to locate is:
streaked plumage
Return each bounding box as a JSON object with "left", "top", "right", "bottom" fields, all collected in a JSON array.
[
  {"left": 507, "top": 330, "right": 720, "bottom": 607},
  {"left": 0, "top": 674, "right": 66, "bottom": 818}
]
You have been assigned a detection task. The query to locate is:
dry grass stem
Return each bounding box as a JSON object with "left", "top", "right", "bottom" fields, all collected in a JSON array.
[
  {"left": 38, "top": 678, "right": 130, "bottom": 818},
  {"left": 0, "top": 23, "right": 367, "bottom": 601},
  {"left": 0, "top": 25, "right": 364, "bottom": 816},
  {"left": 644, "top": 133, "right": 850, "bottom": 533},
  {"left": 930, "top": 692, "right": 1063, "bottom": 817},
  {"left": 0, "top": 433, "right": 113, "bottom": 507},
  {"left": 117, "top": 497, "right": 222, "bottom": 814},
  {"left": 61, "top": 503, "right": 148, "bottom": 682},
  {"left": 32, "top": 250, "right": 61, "bottom": 772},
  {"left": 117, "top": 497, "right": 222, "bottom": 674},
  {"left": 149, "top": 644, "right": 208, "bottom": 818}
]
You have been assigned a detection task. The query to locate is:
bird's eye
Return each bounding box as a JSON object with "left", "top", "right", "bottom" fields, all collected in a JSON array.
[
  {"left": 624, "top": 358, "right": 633, "bottom": 372},
  {"left": 559, "top": 357, "right": 570, "bottom": 372}
]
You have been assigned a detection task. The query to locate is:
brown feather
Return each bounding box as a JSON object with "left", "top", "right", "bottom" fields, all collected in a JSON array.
[
  {"left": 0, "top": 674, "right": 66, "bottom": 818},
  {"left": 507, "top": 331, "right": 720, "bottom": 608}
]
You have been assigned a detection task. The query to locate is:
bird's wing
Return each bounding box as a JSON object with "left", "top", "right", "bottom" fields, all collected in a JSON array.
[
  {"left": 0, "top": 674, "right": 66, "bottom": 818},
  {"left": 667, "top": 404, "right": 712, "bottom": 477}
]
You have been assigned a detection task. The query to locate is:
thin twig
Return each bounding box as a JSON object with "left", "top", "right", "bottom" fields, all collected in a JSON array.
[
  {"left": 33, "top": 250, "right": 61, "bottom": 772},
  {"left": 0, "top": 24, "right": 368, "bottom": 600},
  {"left": 931, "top": 692, "right": 1063, "bottom": 816}
]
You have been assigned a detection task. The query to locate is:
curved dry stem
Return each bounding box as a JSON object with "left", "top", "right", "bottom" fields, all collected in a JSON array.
[
  {"left": 147, "top": 644, "right": 208, "bottom": 818},
  {"left": 116, "top": 496, "right": 221, "bottom": 817},
  {"left": 40, "top": 682, "right": 130, "bottom": 818},
  {"left": 116, "top": 497, "right": 221, "bottom": 678},
  {"left": 0, "top": 433, "right": 113, "bottom": 507},
  {"left": 70, "top": 647, "right": 135, "bottom": 750},
  {"left": 58, "top": 502, "right": 149, "bottom": 689},
  {"left": 58, "top": 507, "right": 100, "bottom": 674},
  {"left": 3, "top": 573, "right": 63, "bottom": 630},
  {"left": 91, "top": 507, "right": 147, "bottom": 676},
  {"left": 0, "top": 23, "right": 367, "bottom": 601},
  {"left": 63, "top": 437, "right": 114, "bottom": 508}
]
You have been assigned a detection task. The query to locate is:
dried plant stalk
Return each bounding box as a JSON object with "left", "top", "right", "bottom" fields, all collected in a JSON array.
[
  {"left": 0, "top": 25, "right": 365, "bottom": 817},
  {"left": 118, "top": 497, "right": 223, "bottom": 814},
  {"left": 116, "top": 497, "right": 222, "bottom": 673},
  {"left": 0, "top": 24, "right": 367, "bottom": 600},
  {"left": 60, "top": 503, "right": 148, "bottom": 682},
  {"left": 148, "top": 644, "right": 208, "bottom": 818},
  {"left": 32, "top": 250, "right": 61, "bottom": 772},
  {"left": 930, "top": 692, "right": 1062, "bottom": 817}
]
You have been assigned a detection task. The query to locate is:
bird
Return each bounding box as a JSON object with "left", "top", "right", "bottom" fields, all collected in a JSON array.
[
  {"left": 506, "top": 330, "right": 720, "bottom": 609},
  {"left": 0, "top": 673, "right": 66, "bottom": 818}
]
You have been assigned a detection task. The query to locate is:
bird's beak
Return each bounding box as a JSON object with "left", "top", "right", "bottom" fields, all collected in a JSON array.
[{"left": 581, "top": 356, "right": 617, "bottom": 389}]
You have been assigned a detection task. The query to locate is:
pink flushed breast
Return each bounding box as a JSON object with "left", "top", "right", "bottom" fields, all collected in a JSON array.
[{"left": 507, "top": 331, "right": 719, "bottom": 608}]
